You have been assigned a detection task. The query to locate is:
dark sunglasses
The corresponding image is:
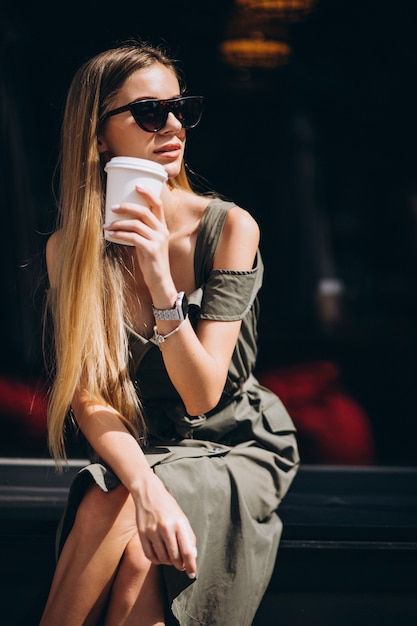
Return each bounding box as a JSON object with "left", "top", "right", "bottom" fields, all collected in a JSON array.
[{"left": 102, "top": 95, "right": 205, "bottom": 133}]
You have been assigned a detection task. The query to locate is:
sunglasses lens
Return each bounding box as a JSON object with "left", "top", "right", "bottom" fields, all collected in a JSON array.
[
  {"left": 175, "top": 97, "right": 203, "bottom": 129},
  {"left": 131, "top": 101, "right": 167, "bottom": 132},
  {"left": 131, "top": 100, "right": 168, "bottom": 133},
  {"left": 130, "top": 97, "right": 204, "bottom": 132}
]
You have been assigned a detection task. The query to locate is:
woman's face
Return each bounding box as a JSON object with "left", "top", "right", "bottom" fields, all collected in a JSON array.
[{"left": 98, "top": 63, "right": 185, "bottom": 180}]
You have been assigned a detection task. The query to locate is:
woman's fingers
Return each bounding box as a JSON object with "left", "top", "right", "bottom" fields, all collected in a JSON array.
[
  {"left": 176, "top": 527, "right": 198, "bottom": 579},
  {"left": 135, "top": 184, "right": 166, "bottom": 224},
  {"left": 162, "top": 521, "right": 197, "bottom": 578},
  {"left": 139, "top": 521, "right": 197, "bottom": 579},
  {"left": 103, "top": 204, "right": 169, "bottom": 249},
  {"left": 144, "top": 536, "right": 171, "bottom": 565},
  {"left": 105, "top": 202, "right": 163, "bottom": 231},
  {"left": 104, "top": 218, "right": 164, "bottom": 242},
  {"left": 134, "top": 475, "right": 197, "bottom": 578}
]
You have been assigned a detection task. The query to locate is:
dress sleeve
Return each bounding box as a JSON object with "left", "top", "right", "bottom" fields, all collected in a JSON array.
[
  {"left": 189, "top": 250, "right": 264, "bottom": 321},
  {"left": 201, "top": 251, "right": 263, "bottom": 320}
]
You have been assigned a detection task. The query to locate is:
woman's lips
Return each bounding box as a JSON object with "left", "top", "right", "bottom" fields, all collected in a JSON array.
[{"left": 154, "top": 143, "right": 182, "bottom": 158}]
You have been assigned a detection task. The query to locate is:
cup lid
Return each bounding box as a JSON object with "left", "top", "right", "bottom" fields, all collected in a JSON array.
[{"left": 105, "top": 156, "right": 168, "bottom": 179}]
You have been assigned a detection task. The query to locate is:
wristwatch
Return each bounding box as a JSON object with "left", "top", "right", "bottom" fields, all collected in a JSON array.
[{"left": 152, "top": 291, "right": 189, "bottom": 321}]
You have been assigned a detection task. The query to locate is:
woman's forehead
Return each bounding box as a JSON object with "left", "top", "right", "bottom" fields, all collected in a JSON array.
[{"left": 117, "top": 64, "right": 180, "bottom": 103}]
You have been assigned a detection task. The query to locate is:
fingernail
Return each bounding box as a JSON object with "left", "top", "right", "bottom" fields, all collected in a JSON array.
[
  {"left": 188, "top": 572, "right": 196, "bottom": 579},
  {"left": 111, "top": 204, "right": 121, "bottom": 210}
]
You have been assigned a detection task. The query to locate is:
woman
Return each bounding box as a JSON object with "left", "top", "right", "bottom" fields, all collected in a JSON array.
[{"left": 40, "top": 40, "right": 299, "bottom": 626}]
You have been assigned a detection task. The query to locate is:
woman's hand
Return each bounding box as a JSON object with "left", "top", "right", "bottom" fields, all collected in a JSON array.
[
  {"left": 72, "top": 393, "right": 197, "bottom": 578},
  {"left": 103, "top": 185, "right": 173, "bottom": 292},
  {"left": 132, "top": 471, "right": 198, "bottom": 579}
]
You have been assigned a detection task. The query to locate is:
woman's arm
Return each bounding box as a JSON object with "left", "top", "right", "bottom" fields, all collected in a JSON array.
[
  {"left": 72, "top": 391, "right": 197, "bottom": 578},
  {"left": 105, "top": 195, "right": 260, "bottom": 416},
  {"left": 46, "top": 231, "right": 197, "bottom": 578},
  {"left": 155, "top": 205, "right": 260, "bottom": 415}
]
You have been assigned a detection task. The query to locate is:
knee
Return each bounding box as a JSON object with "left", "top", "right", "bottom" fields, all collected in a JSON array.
[
  {"left": 120, "top": 534, "right": 153, "bottom": 577},
  {"left": 74, "top": 483, "right": 136, "bottom": 541}
]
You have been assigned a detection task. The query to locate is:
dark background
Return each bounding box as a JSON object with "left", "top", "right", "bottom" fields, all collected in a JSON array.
[{"left": 2, "top": 0, "right": 417, "bottom": 465}]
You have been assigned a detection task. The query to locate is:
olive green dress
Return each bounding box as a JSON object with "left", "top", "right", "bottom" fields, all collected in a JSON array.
[{"left": 58, "top": 199, "right": 300, "bottom": 625}]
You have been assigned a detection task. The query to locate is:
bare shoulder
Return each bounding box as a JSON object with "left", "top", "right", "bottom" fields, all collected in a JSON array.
[
  {"left": 215, "top": 204, "right": 260, "bottom": 270},
  {"left": 45, "top": 230, "right": 61, "bottom": 287},
  {"left": 224, "top": 204, "right": 260, "bottom": 241}
]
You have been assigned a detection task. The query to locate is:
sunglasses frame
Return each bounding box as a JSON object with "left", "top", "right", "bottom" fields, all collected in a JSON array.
[{"left": 102, "top": 95, "right": 205, "bottom": 133}]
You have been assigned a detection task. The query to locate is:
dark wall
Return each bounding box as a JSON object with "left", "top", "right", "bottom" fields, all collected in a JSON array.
[{"left": 2, "top": 0, "right": 417, "bottom": 464}]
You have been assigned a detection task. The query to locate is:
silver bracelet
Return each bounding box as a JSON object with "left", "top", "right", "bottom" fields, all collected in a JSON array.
[{"left": 152, "top": 315, "right": 188, "bottom": 349}]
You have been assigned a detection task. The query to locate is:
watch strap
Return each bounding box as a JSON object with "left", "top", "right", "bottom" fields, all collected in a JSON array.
[{"left": 152, "top": 291, "right": 187, "bottom": 321}]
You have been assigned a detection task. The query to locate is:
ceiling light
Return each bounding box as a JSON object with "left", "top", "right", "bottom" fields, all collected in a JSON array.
[
  {"left": 235, "top": 0, "right": 317, "bottom": 20},
  {"left": 220, "top": 34, "right": 291, "bottom": 68}
]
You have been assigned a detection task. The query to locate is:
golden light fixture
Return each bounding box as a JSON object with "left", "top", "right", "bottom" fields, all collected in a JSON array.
[
  {"left": 220, "top": 8, "right": 292, "bottom": 70},
  {"left": 220, "top": 35, "right": 291, "bottom": 69},
  {"left": 235, "top": 0, "right": 317, "bottom": 20}
]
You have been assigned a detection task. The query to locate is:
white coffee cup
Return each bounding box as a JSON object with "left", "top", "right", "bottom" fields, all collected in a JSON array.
[{"left": 104, "top": 156, "right": 168, "bottom": 245}]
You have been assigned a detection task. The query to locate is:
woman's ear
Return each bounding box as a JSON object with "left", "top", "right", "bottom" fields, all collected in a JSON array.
[{"left": 97, "top": 135, "right": 108, "bottom": 153}]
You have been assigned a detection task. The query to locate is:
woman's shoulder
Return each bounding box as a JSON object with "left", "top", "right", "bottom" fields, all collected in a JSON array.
[
  {"left": 193, "top": 193, "right": 258, "bottom": 235},
  {"left": 223, "top": 203, "right": 259, "bottom": 238},
  {"left": 194, "top": 195, "right": 260, "bottom": 272},
  {"left": 200, "top": 195, "right": 259, "bottom": 234},
  {"left": 214, "top": 204, "right": 259, "bottom": 271}
]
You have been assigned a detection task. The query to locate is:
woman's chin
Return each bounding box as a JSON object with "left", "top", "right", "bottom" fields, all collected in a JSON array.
[{"left": 162, "top": 162, "right": 182, "bottom": 180}]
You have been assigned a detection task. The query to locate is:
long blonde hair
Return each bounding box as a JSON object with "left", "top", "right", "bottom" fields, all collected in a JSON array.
[{"left": 46, "top": 41, "right": 192, "bottom": 461}]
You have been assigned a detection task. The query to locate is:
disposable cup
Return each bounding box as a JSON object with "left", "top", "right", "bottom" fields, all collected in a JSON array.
[{"left": 104, "top": 156, "right": 168, "bottom": 245}]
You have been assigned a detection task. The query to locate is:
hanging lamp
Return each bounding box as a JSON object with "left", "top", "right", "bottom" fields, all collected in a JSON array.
[
  {"left": 220, "top": 34, "right": 291, "bottom": 69},
  {"left": 235, "top": 0, "right": 317, "bottom": 20}
]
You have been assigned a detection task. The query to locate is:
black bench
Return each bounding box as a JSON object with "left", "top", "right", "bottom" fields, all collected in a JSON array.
[{"left": 1, "top": 460, "right": 416, "bottom": 626}]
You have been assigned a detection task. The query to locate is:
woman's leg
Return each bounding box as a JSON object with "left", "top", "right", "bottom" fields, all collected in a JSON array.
[
  {"left": 104, "top": 534, "right": 165, "bottom": 626},
  {"left": 39, "top": 483, "right": 164, "bottom": 626}
]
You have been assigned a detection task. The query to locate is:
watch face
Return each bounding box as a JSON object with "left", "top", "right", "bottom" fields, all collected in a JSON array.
[{"left": 179, "top": 292, "right": 189, "bottom": 318}]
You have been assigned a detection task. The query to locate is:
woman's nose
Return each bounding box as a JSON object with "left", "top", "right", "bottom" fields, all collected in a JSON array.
[{"left": 163, "top": 111, "right": 183, "bottom": 132}]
